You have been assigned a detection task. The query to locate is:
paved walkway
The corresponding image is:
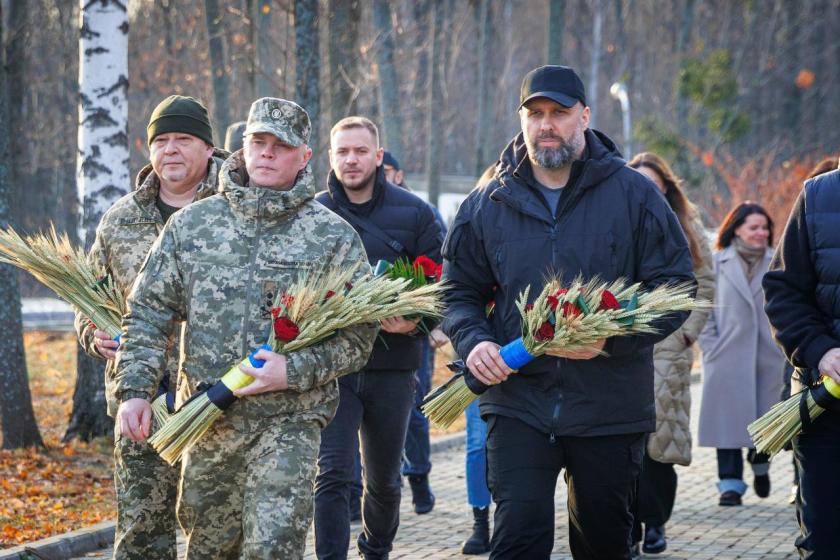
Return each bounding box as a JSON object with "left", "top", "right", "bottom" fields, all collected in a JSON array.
[{"left": 73, "top": 383, "right": 798, "bottom": 559}]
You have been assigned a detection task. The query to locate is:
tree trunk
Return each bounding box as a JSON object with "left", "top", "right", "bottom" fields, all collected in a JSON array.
[
  {"left": 546, "top": 0, "right": 564, "bottom": 63},
  {"left": 587, "top": 0, "right": 603, "bottom": 129},
  {"left": 411, "top": 0, "right": 429, "bottom": 151},
  {"left": 328, "top": 0, "right": 360, "bottom": 123},
  {"left": 675, "top": 0, "right": 696, "bottom": 136},
  {"left": 254, "top": 0, "right": 274, "bottom": 99},
  {"left": 0, "top": 2, "right": 44, "bottom": 450},
  {"left": 295, "top": 0, "right": 321, "bottom": 173},
  {"left": 6, "top": 0, "right": 27, "bottom": 232},
  {"left": 205, "top": 0, "right": 231, "bottom": 138},
  {"left": 424, "top": 0, "right": 444, "bottom": 207},
  {"left": 474, "top": 0, "right": 491, "bottom": 175},
  {"left": 66, "top": 0, "right": 130, "bottom": 442},
  {"left": 372, "top": 0, "right": 404, "bottom": 162}
]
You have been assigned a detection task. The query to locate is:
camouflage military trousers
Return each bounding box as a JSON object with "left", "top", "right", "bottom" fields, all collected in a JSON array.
[
  {"left": 113, "top": 432, "right": 180, "bottom": 560},
  {"left": 177, "top": 414, "right": 321, "bottom": 560}
]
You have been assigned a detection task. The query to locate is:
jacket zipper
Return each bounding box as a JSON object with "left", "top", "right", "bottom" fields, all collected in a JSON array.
[{"left": 240, "top": 200, "right": 263, "bottom": 357}]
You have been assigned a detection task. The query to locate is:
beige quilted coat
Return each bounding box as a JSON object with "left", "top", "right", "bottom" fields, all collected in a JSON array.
[{"left": 647, "top": 220, "right": 714, "bottom": 466}]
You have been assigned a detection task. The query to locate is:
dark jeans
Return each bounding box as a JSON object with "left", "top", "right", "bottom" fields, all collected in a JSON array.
[
  {"left": 485, "top": 414, "right": 644, "bottom": 560},
  {"left": 314, "top": 368, "right": 416, "bottom": 560},
  {"left": 402, "top": 339, "right": 434, "bottom": 477},
  {"left": 717, "top": 448, "right": 769, "bottom": 494},
  {"left": 792, "top": 409, "right": 840, "bottom": 559},
  {"left": 631, "top": 451, "right": 677, "bottom": 543}
]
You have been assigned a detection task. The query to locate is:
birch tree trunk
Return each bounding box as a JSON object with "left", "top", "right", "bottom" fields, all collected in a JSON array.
[
  {"left": 66, "top": 0, "right": 130, "bottom": 442},
  {"left": 0, "top": 3, "right": 44, "bottom": 449}
]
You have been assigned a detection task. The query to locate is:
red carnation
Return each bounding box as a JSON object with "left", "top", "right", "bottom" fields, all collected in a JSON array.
[
  {"left": 562, "top": 301, "right": 582, "bottom": 318},
  {"left": 599, "top": 290, "right": 620, "bottom": 311},
  {"left": 270, "top": 307, "right": 282, "bottom": 318},
  {"left": 546, "top": 295, "right": 560, "bottom": 311},
  {"left": 535, "top": 321, "right": 555, "bottom": 341},
  {"left": 345, "top": 282, "right": 354, "bottom": 291},
  {"left": 525, "top": 303, "right": 534, "bottom": 312},
  {"left": 555, "top": 288, "right": 568, "bottom": 297},
  {"left": 273, "top": 316, "right": 300, "bottom": 343},
  {"left": 414, "top": 255, "right": 439, "bottom": 278},
  {"left": 435, "top": 263, "right": 443, "bottom": 282},
  {"left": 325, "top": 290, "right": 336, "bottom": 299}
]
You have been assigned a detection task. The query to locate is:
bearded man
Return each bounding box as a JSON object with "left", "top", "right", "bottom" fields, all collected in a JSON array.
[{"left": 441, "top": 65, "right": 695, "bottom": 559}]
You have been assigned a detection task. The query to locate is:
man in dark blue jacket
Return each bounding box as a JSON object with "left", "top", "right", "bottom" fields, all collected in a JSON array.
[
  {"left": 763, "top": 165, "right": 840, "bottom": 559},
  {"left": 313, "top": 116, "right": 443, "bottom": 560},
  {"left": 442, "top": 65, "right": 695, "bottom": 559}
]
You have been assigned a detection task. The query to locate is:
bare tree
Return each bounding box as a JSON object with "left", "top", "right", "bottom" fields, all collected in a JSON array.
[
  {"left": 205, "top": 0, "right": 231, "bottom": 136},
  {"left": 294, "top": 0, "right": 320, "bottom": 174},
  {"left": 425, "top": 0, "right": 444, "bottom": 206},
  {"left": 254, "top": 0, "right": 274, "bottom": 99},
  {"left": 474, "top": 0, "right": 492, "bottom": 174},
  {"left": 0, "top": 2, "right": 44, "bottom": 450},
  {"left": 546, "top": 0, "right": 565, "bottom": 63},
  {"left": 328, "top": 0, "right": 361, "bottom": 123},
  {"left": 588, "top": 0, "right": 604, "bottom": 128},
  {"left": 66, "top": 0, "right": 130, "bottom": 442},
  {"left": 372, "top": 0, "right": 404, "bottom": 161}
]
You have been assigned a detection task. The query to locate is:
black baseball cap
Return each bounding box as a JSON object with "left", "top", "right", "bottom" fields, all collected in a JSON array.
[{"left": 519, "top": 65, "right": 587, "bottom": 109}]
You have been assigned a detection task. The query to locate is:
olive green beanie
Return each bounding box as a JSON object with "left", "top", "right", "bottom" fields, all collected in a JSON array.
[{"left": 147, "top": 95, "right": 214, "bottom": 146}]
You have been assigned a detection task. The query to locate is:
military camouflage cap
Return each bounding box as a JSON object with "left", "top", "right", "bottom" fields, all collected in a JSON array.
[{"left": 244, "top": 97, "right": 311, "bottom": 147}]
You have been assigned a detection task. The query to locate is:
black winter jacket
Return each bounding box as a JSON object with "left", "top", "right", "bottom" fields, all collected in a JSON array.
[
  {"left": 764, "top": 169, "right": 840, "bottom": 384},
  {"left": 441, "top": 129, "right": 695, "bottom": 437},
  {"left": 317, "top": 167, "right": 443, "bottom": 371}
]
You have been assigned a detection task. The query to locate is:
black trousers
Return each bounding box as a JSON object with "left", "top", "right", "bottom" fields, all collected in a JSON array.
[
  {"left": 630, "top": 451, "right": 677, "bottom": 543},
  {"left": 485, "top": 414, "right": 645, "bottom": 560},
  {"left": 313, "top": 369, "right": 416, "bottom": 560},
  {"left": 793, "top": 409, "right": 840, "bottom": 559}
]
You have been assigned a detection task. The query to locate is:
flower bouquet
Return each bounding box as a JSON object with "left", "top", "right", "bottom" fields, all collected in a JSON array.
[
  {"left": 0, "top": 225, "right": 175, "bottom": 425},
  {"left": 748, "top": 376, "right": 840, "bottom": 457},
  {"left": 372, "top": 255, "right": 443, "bottom": 336},
  {"left": 421, "top": 276, "right": 699, "bottom": 428},
  {"left": 149, "top": 264, "right": 443, "bottom": 464}
]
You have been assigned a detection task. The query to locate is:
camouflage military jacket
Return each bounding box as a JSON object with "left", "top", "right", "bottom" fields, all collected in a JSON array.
[
  {"left": 114, "top": 151, "right": 377, "bottom": 426},
  {"left": 75, "top": 149, "right": 229, "bottom": 417}
]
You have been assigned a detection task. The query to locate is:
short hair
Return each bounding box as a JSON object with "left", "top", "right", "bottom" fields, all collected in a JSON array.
[{"left": 330, "top": 116, "right": 379, "bottom": 147}]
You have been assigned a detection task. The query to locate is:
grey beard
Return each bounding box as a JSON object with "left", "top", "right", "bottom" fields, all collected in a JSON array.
[{"left": 529, "top": 143, "right": 576, "bottom": 169}]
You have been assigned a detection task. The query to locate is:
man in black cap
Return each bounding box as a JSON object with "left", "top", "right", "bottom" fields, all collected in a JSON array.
[
  {"left": 441, "top": 65, "right": 695, "bottom": 559},
  {"left": 74, "top": 95, "right": 227, "bottom": 560}
]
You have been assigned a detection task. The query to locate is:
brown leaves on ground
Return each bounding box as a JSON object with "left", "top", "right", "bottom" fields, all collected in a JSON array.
[{"left": 0, "top": 332, "right": 115, "bottom": 549}]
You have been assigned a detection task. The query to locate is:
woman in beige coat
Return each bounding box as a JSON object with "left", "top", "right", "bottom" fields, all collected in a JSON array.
[
  {"left": 628, "top": 153, "right": 715, "bottom": 555},
  {"left": 698, "top": 202, "right": 784, "bottom": 507}
]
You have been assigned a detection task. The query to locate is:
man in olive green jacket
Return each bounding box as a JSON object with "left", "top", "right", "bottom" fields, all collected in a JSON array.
[
  {"left": 75, "top": 95, "right": 226, "bottom": 560},
  {"left": 114, "top": 97, "right": 378, "bottom": 559}
]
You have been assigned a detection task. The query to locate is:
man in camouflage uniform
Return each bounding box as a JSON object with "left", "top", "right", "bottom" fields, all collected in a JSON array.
[
  {"left": 114, "top": 97, "right": 378, "bottom": 559},
  {"left": 75, "top": 95, "right": 227, "bottom": 560}
]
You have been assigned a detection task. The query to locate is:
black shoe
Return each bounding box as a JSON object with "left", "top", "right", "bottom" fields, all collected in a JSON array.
[
  {"left": 630, "top": 543, "right": 641, "bottom": 558},
  {"left": 719, "top": 490, "right": 742, "bottom": 506},
  {"left": 643, "top": 525, "right": 667, "bottom": 554},
  {"left": 754, "top": 473, "right": 771, "bottom": 498},
  {"left": 408, "top": 475, "right": 435, "bottom": 514},
  {"left": 461, "top": 507, "right": 491, "bottom": 555}
]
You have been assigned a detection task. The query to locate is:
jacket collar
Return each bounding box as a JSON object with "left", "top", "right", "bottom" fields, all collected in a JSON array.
[
  {"left": 489, "top": 128, "right": 625, "bottom": 225},
  {"left": 719, "top": 245, "right": 773, "bottom": 304},
  {"left": 218, "top": 149, "right": 315, "bottom": 223},
  {"left": 325, "top": 165, "right": 388, "bottom": 215},
  {"left": 133, "top": 148, "right": 229, "bottom": 220}
]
